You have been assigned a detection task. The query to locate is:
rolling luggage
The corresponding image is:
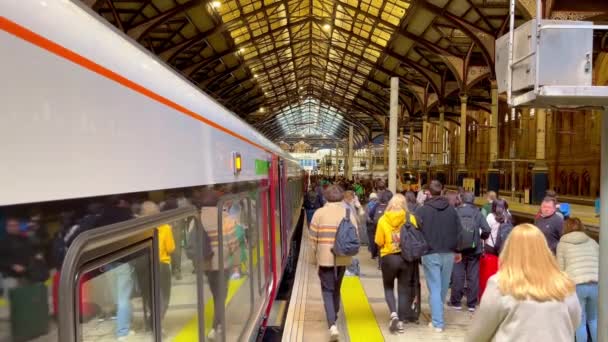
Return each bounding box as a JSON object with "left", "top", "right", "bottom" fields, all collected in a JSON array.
[
  {"left": 405, "top": 261, "right": 421, "bottom": 323},
  {"left": 9, "top": 282, "right": 49, "bottom": 342},
  {"left": 479, "top": 253, "right": 499, "bottom": 300}
]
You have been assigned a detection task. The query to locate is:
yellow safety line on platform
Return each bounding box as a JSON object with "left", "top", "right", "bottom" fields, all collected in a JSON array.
[
  {"left": 173, "top": 277, "right": 247, "bottom": 341},
  {"left": 0, "top": 297, "right": 6, "bottom": 308},
  {"left": 341, "top": 276, "right": 383, "bottom": 342}
]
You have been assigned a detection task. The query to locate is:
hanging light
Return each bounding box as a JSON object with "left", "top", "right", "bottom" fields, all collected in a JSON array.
[
  {"left": 323, "top": 23, "right": 331, "bottom": 31},
  {"left": 259, "top": 107, "right": 265, "bottom": 113},
  {"left": 211, "top": 1, "right": 221, "bottom": 9}
]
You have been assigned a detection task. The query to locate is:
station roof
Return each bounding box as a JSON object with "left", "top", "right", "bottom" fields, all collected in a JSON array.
[{"left": 84, "top": 0, "right": 608, "bottom": 147}]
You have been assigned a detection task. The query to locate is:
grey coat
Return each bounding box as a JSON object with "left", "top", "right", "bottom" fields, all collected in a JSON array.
[{"left": 466, "top": 274, "right": 581, "bottom": 342}]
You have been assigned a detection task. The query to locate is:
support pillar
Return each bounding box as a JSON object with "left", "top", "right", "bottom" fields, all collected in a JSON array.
[
  {"left": 598, "top": 108, "right": 608, "bottom": 342},
  {"left": 408, "top": 125, "right": 414, "bottom": 170},
  {"left": 531, "top": 108, "right": 548, "bottom": 204},
  {"left": 383, "top": 136, "right": 388, "bottom": 170},
  {"left": 419, "top": 114, "right": 429, "bottom": 186},
  {"left": 388, "top": 77, "right": 398, "bottom": 193},
  {"left": 457, "top": 94, "right": 468, "bottom": 185},
  {"left": 399, "top": 127, "right": 404, "bottom": 169},
  {"left": 368, "top": 142, "right": 373, "bottom": 173},
  {"left": 436, "top": 107, "right": 446, "bottom": 184},
  {"left": 334, "top": 142, "right": 339, "bottom": 178},
  {"left": 488, "top": 81, "right": 500, "bottom": 192},
  {"left": 347, "top": 125, "right": 354, "bottom": 180}
]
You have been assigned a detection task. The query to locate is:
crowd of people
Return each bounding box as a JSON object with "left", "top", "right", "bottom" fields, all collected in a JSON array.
[
  {"left": 306, "top": 176, "right": 599, "bottom": 342},
  {"left": 0, "top": 185, "right": 251, "bottom": 341}
]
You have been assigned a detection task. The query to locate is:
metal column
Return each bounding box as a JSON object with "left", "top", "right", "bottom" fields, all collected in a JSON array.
[
  {"left": 599, "top": 108, "right": 608, "bottom": 342},
  {"left": 459, "top": 94, "right": 468, "bottom": 167},
  {"left": 347, "top": 125, "right": 354, "bottom": 180},
  {"left": 422, "top": 114, "right": 429, "bottom": 164},
  {"left": 388, "top": 77, "right": 398, "bottom": 193},
  {"left": 439, "top": 106, "right": 445, "bottom": 165},
  {"left": 399, "top": 127, "right": 404, "bottom": 168},
  {"left": 334, "top": 142, "right": 339, "bottom": 178},
  {"left": 408, "top": 125, "right": 414, "bottom": 169},
  {"left": 490, "top": 81, "right": 499, "bottom": 163}
]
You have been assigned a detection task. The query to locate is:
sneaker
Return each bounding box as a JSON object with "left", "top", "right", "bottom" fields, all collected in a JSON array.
[
  {"left": 208, "top": 326, "right": 222, "bottom": 341},
  {"left": 446, "top": 303, "right": 462, "bottom": 310},
  {"left": 396, "top": 321, "right": 405, "bottom": 333},
  {"left": 467, "top": 307, "right": 476, "bottom": 313},
  {"left": 428, "top": 322, "right": 444, "bottom": 333},
  {"left": 329, "top": 324, "right": 339, "bottom": 341},
  {"left": 117, "top": 330, "right": 135, "bottom": 341},
  {"left": 389, "top": 312, "right": 399, "bottom": 333}
]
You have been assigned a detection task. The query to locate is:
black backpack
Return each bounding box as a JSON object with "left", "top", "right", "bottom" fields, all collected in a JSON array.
[
  {"left": 494, "top": 221, "right": 514, "bottom": 254},
  {"left": 331, "top": 208, "right": 360, "bottom": 257},
  {"left": 372, "top": 203, "right": 388, "bottom": 229},
  {"left": 457, "top": 212, "right": 478, "bottom": 251},
  {"left": 400, "top": 214, "right": 429, "bottom": 262}
]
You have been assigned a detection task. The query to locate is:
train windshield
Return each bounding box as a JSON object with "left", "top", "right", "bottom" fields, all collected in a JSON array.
[{"left": 402, "top": 173, "right": 418, "bottom": 183}]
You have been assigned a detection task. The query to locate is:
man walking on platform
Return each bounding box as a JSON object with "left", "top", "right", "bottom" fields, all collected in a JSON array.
[
  {"left": 416, "top": 180, "right": 462, "bottom": 332},
  {"left": 309, "top": 185, "right": 359, "bottom": 341}
]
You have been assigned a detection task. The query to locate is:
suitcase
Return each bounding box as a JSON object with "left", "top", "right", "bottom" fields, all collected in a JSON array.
[
  {"left": 404, "top": 260, "right": 421, "bottom": 323},
  {"left": 9, "top": 282, "right": 49, "bottom": 342},
  {"left": 479, "top": 253, "right": 499, "bottom": 300}
]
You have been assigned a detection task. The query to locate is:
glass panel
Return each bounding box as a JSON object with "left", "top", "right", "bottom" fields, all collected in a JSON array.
[
  {"left": 223, "top": 195, "right": 253, "bottom": 341},
  {"left": 158, "top": 212, "right": 200, "bottom": 341},
  {"left": 80, "top": 248, "right": 153, "bottom": 342}
]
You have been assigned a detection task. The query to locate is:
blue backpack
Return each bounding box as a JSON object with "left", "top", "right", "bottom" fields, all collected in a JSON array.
[{"left": 332, "top": 208, "right": 360, "bottom": 257}]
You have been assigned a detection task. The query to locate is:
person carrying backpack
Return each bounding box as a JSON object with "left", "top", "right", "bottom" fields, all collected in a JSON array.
[
  {"left": 479, "top": 198, "right": 512, "bottom": 299},
  {"left": 370, "top": 190, "right": 393, "bottom": 266},
  {"left": 309, "top": 185, "right": 359, "bottom": 341},
  {"left": 448, "top": 192, "right": 491, "bottom": 312},
  {"left": 375, "top": 194, "right": 419, "bottom": 334},
  {"left": 415, "top": 180, "right": 463, "bottom": 332}
]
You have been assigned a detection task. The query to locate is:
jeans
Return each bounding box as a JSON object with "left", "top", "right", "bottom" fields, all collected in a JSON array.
[
  {"left": 449, "top": 254, "right": 480, "bottom": 308},
  {"left": 318, "top": 266, "right": 346, "bottom": 327},
  {"left": 380, "top": 254, "right": 415, "bottom": 321},
  {"left": 171, "top": 220, "right": 185, "bottom": 275},
  {"left": 160, "top": 263, "right": 172, "bottom": 320},
  {"left": 576, "top": 282, "right": 598, "bottom": 342},
  {"left": 115, "top": 263, "right": 134, "bottom": 337},
  {"left": 422, "top": 253, "right": 455, "bottom": 329},
  {"left": 206, "top": 270, "right": 230, "bottom": 330}
]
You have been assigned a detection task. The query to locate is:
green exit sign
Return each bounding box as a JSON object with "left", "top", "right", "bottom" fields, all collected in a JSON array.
[{"left": 255, "top": 159, "right": 270, "bottom": 175}]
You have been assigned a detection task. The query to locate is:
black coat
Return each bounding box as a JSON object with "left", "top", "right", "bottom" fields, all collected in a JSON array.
[
  {"left": 456, "top": 203, "right": 492, "bottom": 255},
  {"left": 535, "top": 213, "right": 564, "bottom": 254},
  {"left": 0, "top": 234, "right": 37, "bottom": 278},
  {"left": 416, "top": 197, "right": 463, "bottom": 254}
]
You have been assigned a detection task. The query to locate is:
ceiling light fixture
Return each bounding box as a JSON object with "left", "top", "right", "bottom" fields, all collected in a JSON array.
[
  {"left": 239, "top": 47, "right": 245, "bottom": 53},
  {"left": 253, "top": 74, "right": 258, "bottom": 78},
  {"left": 259, "top": 107, "right": 265, "bottom": 113},
  {"left": 323, "top": 23, "right": 331, "bottom": 31},
  {"left": 211, "top": 1, "right": 221, "bottom": 9}
]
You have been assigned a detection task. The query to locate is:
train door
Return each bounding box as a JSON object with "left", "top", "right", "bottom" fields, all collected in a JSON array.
[{"left": 269, "top": 156, "right": 283, "bottom": 285}]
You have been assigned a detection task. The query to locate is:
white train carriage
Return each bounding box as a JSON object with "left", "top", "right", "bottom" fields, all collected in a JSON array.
[{"left": 0, "top": 1, "right": 304, "bottom": 341}]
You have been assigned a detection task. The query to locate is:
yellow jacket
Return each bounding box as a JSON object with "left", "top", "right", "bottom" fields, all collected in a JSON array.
[
  {"left": 158, "top": 224, "right": 175, "bottom": 264},
  {"left": 374, "top": 210, "right": 418, "bottom": 257}
]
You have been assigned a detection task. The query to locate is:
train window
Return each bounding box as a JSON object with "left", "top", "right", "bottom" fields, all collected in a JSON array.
[{"left": 78, "top": 244, "right": 154, "bottom": 342}]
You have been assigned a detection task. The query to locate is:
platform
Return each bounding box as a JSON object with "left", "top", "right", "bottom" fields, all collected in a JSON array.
[
  {"left": 474, "top": 196, "right": 600, "bottom": 233},
  {"left": 283, "top": 229, "right": 475, "bottom": 342}
]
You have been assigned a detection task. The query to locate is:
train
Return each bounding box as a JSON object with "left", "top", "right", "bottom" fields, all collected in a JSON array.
[{"left": 1, "top": 1, "right": 304, "bottom": 341}]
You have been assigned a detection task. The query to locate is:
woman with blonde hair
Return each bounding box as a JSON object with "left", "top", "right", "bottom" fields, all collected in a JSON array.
[
  {"left": 467, "top": 223, "right": 581, "bottom": 342},
  {"left": 375, "top": 194, "right": 418, "bottom": 334}
]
